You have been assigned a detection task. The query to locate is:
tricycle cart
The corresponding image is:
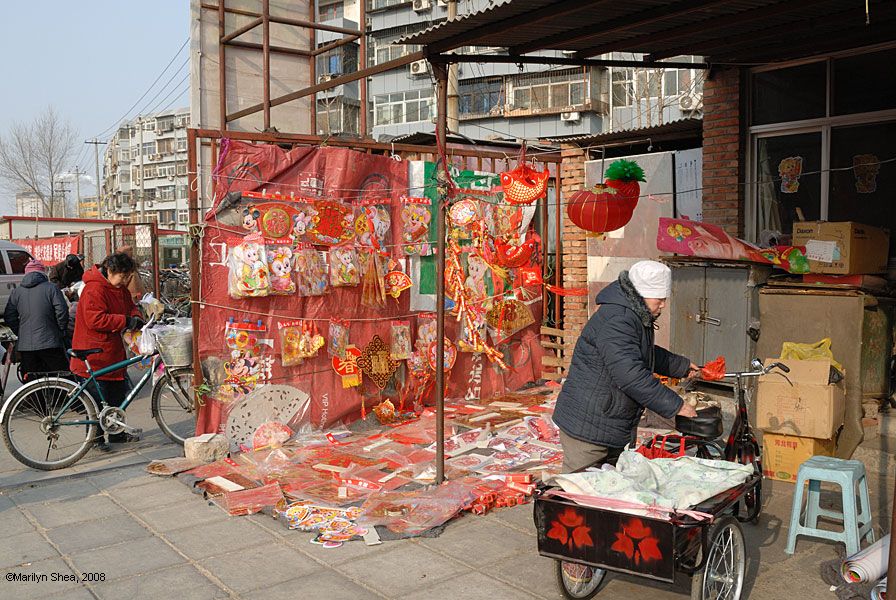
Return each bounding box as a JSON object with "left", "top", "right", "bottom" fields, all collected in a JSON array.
[{"left": 535, "top": 474, "right": 760, "bottom": 599}]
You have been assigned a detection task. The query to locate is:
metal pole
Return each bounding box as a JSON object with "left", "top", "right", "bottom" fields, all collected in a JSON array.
[
  {"left": 434, "top": 63, "right": 449, "bottom": 484},
  {"left": 888, "top": 491, "right": 896, "bottom": 595},
  {"left": 139, "top": 118, "right": 146, "bottom": 219},
  {"left": 85, "top": 140, "right": 105, "bottom": 218},
  {"left": 218, "top": 0, "right": 227, "bottom": 130},
  {"left": 446, "top": 0, "right": 459, "bottom": 134},
  {"left": 188, "top": 128, "right": 202, "bottom": 413},
  {"left": 262, "top": 0, "right": 271, "bottom": 131},
  {"left": 308, "top": 0, "right": 316, "bottom": 135},
  {"left": 358, "top": 0, "right": 367, "bottom": 137}
]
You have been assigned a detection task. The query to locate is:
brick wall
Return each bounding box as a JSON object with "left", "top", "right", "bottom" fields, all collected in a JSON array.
[
  {"left": 702, "top": 67, "right": 745, "bottom": 237},
  {"left": 559, "top": 144, "right": 588, "bottom": 348}
]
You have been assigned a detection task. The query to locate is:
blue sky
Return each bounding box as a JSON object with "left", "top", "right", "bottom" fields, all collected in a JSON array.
[{"left": 0, "top": 1, "right": 190, "bottom": 211}]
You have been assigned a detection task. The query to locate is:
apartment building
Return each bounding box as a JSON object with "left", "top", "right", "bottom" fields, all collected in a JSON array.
[
  {"left": 102, "top": 108, "right": 191, "bottom": 230},
  {"left": 316, "top": 0, "right": 703, "bottom": 141}
]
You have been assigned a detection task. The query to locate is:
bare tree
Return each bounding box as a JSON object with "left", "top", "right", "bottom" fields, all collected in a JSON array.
[{"left": 0, "top": 107, "right": 78, "bottom": 217}]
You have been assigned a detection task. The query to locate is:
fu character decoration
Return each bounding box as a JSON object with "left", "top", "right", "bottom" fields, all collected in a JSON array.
[{"left": 567, "top": 159, "right": 645, "bottom": 234}]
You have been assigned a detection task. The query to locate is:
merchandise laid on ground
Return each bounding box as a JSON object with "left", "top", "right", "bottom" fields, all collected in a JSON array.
[{"left": 148, "top": 385, "right": 562, "bottom": 548}]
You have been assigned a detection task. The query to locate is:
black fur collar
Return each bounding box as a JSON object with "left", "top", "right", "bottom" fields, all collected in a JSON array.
[{"left": 618, "top": 271, "right": 655, "bottom": 327}]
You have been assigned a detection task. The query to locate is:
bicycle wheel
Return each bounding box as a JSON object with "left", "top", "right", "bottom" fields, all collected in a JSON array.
[
  {"left": 151, "top": 366, "right": 196, "bottom": 445},
  {"left": 556, "top": 560, "right": 606, "bottom": 600},
  {"left": 690, "top": 517, "right": 746, "bottom": 600},
  {"left": 1, "top": 378, "right": 99, "bottom": 470}
]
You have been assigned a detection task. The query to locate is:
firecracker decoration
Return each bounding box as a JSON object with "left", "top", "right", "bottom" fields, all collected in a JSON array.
[
  {"left": 567, "top": 159, "right": 645, "bottom": 234},
  {"left": 500, "top": 144, "right": 549, "bottom": 205},
  {"left": 308, "top": 200, "right": 354, "bottom": 246},
  {"left": 486, "top": 298, "right": 535, "bottom": 342},
  {"left": 261, "top": 206, "right": 292, "bottom": 238},
  {"left": 445, "top": 239, "right": 508, "bottom": 368},
  {"left": 356, "top": 335, "right": 400, "bottom": 391},
  {"left": 332, "top": 345, "right": 362, "bottom": 389},
  {"left": 360, "top": 251, "right": 388, "bottom": 308}
]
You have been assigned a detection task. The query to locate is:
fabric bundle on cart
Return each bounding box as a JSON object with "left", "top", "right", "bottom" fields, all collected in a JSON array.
[{"left": 551, "top": 450, "right": 753, "bottom": 510}]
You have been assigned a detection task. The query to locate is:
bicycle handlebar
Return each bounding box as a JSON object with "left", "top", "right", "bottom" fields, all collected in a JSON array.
[{"left": 721, "top": 361, "right": 789, "bottom": 379}]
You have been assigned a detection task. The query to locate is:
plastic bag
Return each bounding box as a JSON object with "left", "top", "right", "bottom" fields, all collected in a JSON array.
[
  {"left": 228, "top": 236, "right": 270, "bottom": 298},
  {"left": 294, "top": 245, "right": 328, "bottom": 297},
  {"left": 149, "top": 318, "right": 193, "bottom": 367},
  {"left": 780, "top": 338, "right": 843, "bottom": 371},
  {"left": 701, "top": 356, "right": 726, "bottom": 381},
  {"left": 400, "top": 198, "right": 432, "bottom": 255},
  {"left": 211, "top": 482, "right": 284, "bottom": 516},
  {"left": 355, "top": 204, "right": 391, "bottom": 250},
  {"left": 390, "top": 321, "right": 412, "bottom": 360},
  {"left": 278, "top": 320, "right": 324, "bottom": 367},
  {"left": 329, "top": 245, "right": 360, "bottom": 287},
  {"left": 266, "top": 245, "right": 296, "bottom": 295}
]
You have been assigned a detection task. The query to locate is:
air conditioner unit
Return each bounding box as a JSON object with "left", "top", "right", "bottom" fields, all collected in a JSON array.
[
  {"left": 412, "top": 0, "right": 431, "bottom": 12},
  {"left": 560, "top": 111, "right": 581, "bottom": 122},
  {"left": 409, "top": 59, "right": 428, "bottom": 77},
  {"left": 679, "top": 93, "right": 703, "bottom": 111}
]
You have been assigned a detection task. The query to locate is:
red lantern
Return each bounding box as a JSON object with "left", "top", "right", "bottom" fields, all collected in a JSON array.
[{"left": 566, "top": 183, "right": 638, "bottom": 233}]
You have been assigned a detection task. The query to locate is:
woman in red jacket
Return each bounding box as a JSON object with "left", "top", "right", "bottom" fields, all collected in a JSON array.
[{"left": 70, "top": 253, "right": 145, "bottom": 447}]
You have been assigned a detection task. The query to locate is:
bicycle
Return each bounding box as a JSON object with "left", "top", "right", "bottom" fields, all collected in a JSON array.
[{"left": 0, "top": 329, "right": 197, "bottom": 471}]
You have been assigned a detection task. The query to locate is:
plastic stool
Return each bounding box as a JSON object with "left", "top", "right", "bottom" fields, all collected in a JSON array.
[{"left": 785, "top": 456, "right": 875, "bottom": 556}]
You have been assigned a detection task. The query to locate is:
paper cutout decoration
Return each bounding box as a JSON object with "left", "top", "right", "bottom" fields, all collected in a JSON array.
[
  {"left": 854, "top": 154, "right": 880, "bottom": 193},
  {"left": 500, "top": 145, "right": 549, "bottom": 205},
  {"left": 279, "top": 320, "right": 324, "bottom": 367},
  {"left": 292, "top": 202, "right": 317, "bottom": 241},
  {"left": 266, "top": 245, "right": 296, "bottom": 295},
  {"left": 261, "top": 206, "right": 292, "bottom": 239},
  {"left": 356, "top": 335, "right": 399, "bottom": 390},
  {"left": 330, "top": 245, "right": 360, "bottom": 287},
  {"left": 294, "top": 245, "right": 328, "bottom": 296},
  {"left": 332, "top": 345, "right": 363, "bottom": 388},
  {"left": 426, "top": 337, "right": 458, "bottom": 372},
  {"left": 448, "top": 197, "right": 479, "bottom": 227},
  {"left": 328, "top": 319, "right": 349, "bottom": 358},
  {"left": 384, "top": 271, "right": 412, "bottom": 299},
  {"left": 486, "top": 299, "right": 535, "bottom": 341},
  {"left": 778, "top": 156, "right": 803, "bottom": 193},
  {"left": 308, "top": 200, "right": 354, "bottom": 246},
  {"left": 400, "top": 198, "right": 432, "bottom": 255},
  {"left": 228, "top": 235, "right": 271, "bottom": 298},
  {"left": 252, "top": 422, "right": 293, "bottom": 449},
  {"left": 241, "top": 205, "right": 261, "bottom": 232}
]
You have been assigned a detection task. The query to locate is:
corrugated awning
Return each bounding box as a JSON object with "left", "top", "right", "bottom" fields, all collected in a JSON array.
[
  {"left": 542, "top": 117, "right": 702, "bottom": 146},
  {"left": 400, "top": 0, "right": 893, "bottom": 64}
]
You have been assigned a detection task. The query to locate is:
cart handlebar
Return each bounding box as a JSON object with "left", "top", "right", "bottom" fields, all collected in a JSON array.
[{"left": 722, "top": 359, "right": 790, "bottom": 379}]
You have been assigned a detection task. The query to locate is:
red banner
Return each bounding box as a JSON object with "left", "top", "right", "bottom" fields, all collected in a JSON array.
[{"left": 12, "top": 236, "right": 80, "bottom": 264}]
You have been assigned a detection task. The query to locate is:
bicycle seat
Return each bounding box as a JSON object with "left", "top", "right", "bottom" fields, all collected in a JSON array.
[
  {"left": 676, "top": 405, "right": 723, "bottom": 440},
  {"left": 68, "top": 348, "right": 103, "bottom": 360}
]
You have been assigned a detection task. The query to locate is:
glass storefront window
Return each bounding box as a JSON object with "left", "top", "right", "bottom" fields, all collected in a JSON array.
[
  {"left": 832, "top": 48, "right": 896, "bottom": 116},
  {"left": 751, "top": 62, "right": 826, "bottom": 126},
  {"left": 755, "top": 132, "right": 822, "bottom": 236}
]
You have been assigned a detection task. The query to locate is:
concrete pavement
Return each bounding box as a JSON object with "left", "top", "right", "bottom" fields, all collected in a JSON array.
[{"left": 1, "top": 381, "right": 894, "bottom": 599}]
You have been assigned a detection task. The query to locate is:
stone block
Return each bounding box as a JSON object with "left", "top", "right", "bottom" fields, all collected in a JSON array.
[{"left": 184, "top": 433, "right": 228, "bottom": 464}]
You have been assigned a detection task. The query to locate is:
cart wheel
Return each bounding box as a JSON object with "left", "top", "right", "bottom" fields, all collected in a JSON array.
[
  {"left": 690, "top": 516, "right": 745, "bottom": 600},
  {"left": 555, "top": 560, "right": 606, "bottom": 599}
]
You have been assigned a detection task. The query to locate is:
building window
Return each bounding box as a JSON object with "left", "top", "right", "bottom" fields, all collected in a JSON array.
[
  {"left": 512, "top": 69, "right": 586, "bottom": 111},
  {"left": 178, "top": 210, "right": 189, "bottom": 224},
  {"left": 319, "top": 1, "right": 344, "bottom": 20},
  {"left": 612, "top": 68, "right": 634, "bottom": 107},
  {"left": 316, "top": 43, "right": 357, "bottom": 76},
  {"left": 119, "top": 149, "right": 130, "bottom": 161},
  {"left": 662, "top": 57, "right": 704, "bottom": 98},
  {"left": 373, "top": 90, "right": 433, "bottom": 126},
  {"left": 749, "top": 49, "right": 896, "bottom": 251},
  {"left": 459, "top": 79, "right": 504, "bottom": 116},
  {"left": 317, "top": 99, "right": 360, "bottom": 135},
  {"left": 368, "top": 23, "right": 430, "bottom": 67},
  {"left": 141, "top": 141, "right": 155, "bottom": 156},
  {"left": 369, "top": 0, "right": 404, "bottom": 9},
  {"left": 156, "top": 117, "right": 175, "bottom": 132}
]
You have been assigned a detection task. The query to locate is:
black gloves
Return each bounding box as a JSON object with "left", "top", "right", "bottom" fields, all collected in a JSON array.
[{"left": 126, "top": 316, "right": 146, "bottom": 331}]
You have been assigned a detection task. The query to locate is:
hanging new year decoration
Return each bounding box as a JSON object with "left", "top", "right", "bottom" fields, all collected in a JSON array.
[
  {"left": 356, "top": 335, "right": 400, "bottom": 390},
  {"left": 853, "top": 154, "right": 880, "bottom": 194},
  {"left": 778, "top": 156, "right": 803, "bottom": 194},
  {"left": 567, "top": 159, "right": 645, "bottom": 234},
  {"left": 500, "top": 144, "right": 549, "bottom": 205}
]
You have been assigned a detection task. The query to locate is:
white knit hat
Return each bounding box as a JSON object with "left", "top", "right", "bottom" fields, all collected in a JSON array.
[{"left": 628, "top": 260, "right": 671, "bottom": 299}]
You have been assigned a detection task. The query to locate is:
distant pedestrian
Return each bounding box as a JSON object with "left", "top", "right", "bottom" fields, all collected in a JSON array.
[{"left": 3, "top": 259, "right": 69, "bottom": 379}]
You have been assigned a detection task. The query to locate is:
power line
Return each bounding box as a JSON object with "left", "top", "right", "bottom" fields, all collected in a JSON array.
[
  {"left": 144, "top": 73, "right": 191, "bottom": 116},
  {"left": 135, "top": 57, "right": 190, "bottom": 118},
  {"left": 91, "top": 38, "right": 189, "bottom": 140}
]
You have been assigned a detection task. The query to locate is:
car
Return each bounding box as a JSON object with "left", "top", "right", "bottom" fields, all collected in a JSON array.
[{"left": 0, "top": 240, "right": 35, "bottom": 315}]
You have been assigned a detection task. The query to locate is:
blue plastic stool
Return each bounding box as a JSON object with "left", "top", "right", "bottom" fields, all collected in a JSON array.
[{"left": 785, "top": 456, "right": 874, "bottom": 555}]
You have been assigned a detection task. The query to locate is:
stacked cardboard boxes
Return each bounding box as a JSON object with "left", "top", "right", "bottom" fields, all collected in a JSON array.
[{"left": 756, "top": 359, "right": 844, "bottom": 482}]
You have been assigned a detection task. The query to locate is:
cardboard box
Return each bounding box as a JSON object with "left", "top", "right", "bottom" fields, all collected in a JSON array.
[
  {"left": 762, "top": 433, "right": 835, "bottom": 483},
  {"left": 756, "top": 359, "right": 845, "bottom": 439},
  {"left": 792, "top": 221, "right": 889, "bottom": 275}
]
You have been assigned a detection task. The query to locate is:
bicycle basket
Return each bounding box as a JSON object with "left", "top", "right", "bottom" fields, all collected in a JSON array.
[{"left": 149, "top": 319, "right": 193, "bottom": 367}]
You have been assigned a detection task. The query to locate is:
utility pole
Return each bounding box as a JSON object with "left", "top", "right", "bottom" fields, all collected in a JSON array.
[
  {"left": 72, "top": 167, "right": 85, "bottom": 218},
  {"left": 138, "top": 117, "right": 146, "bottom": 220},
  {"left": 85, "top": 139, "right": 105, "bottom": 218},
  {"left": 446, "top": 0, "right": 459, "bottom": 135},
  {"left": 56, "top": 181, "right": 70, "bottom": 219}
]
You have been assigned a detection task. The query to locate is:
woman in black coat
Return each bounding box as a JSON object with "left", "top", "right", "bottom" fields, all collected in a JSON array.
[{"left": 3, "top": 260, "right": 69, "bottom": 379}]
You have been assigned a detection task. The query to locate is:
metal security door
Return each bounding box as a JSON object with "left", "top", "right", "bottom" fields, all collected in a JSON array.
[
  {"left": 669, "top": 266, "right": 707, "bottom": 365},
  {"left": 703, "top": 268, "right": 749, "bottom": 370}
]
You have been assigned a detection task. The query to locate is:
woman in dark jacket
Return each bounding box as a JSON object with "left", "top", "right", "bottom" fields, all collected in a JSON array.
[
  {"left": 553, "top": 260, "right": 699, "bottom": 473},
  {"left": 3, "top": 260, "right": 69, "bottom": 379}
]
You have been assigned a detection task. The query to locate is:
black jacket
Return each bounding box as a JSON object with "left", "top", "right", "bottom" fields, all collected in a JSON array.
[
  {"left": 552, "top": 272, "right": 690, "bottom": 448},
  {"left": 3, "top": 272, "right": 68, "bottom": 351}
]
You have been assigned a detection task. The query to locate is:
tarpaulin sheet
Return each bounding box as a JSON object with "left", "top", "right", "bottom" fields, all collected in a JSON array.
[
  {"left": 13, "top": 235, "right": 80, "bottom": 263},
  {"left": 196, "top": 140, "right": 543, "bottom": 434}
]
